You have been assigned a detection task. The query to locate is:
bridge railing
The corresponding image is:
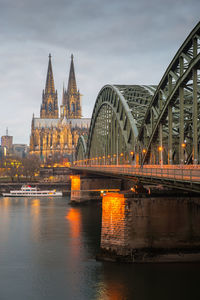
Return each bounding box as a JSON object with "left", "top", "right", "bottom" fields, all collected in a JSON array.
[{"left": 72, "top": 164, "right": 200, "bottom": 183}]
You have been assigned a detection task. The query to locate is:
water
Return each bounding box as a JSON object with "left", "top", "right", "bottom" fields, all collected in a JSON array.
[{"left": 0, "top": 196, "right": 199, "bottom": 300}]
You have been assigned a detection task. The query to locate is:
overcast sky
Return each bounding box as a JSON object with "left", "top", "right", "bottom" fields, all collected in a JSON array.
[{"left": 0, "top": 0, "right": 199, "bottom": 144}]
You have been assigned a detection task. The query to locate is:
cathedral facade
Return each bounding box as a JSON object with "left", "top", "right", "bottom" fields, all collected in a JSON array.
[{"left": 30, "top": 54, "right": 90, "bottom": 161}]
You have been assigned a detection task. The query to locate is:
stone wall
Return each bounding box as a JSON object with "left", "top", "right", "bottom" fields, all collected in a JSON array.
[{"left": 100, "top": 193, "right": 200, "bottom": 262}]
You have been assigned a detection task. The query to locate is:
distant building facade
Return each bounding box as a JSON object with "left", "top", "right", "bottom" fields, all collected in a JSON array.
[
  {"left": 30, "top": 54, "right": 90, "bottom": 161},
  {"left": 0, "top": 146, "right": 7, "bottom": 159},
  {"left": 12, "top": 144, "right": 29, "bottom": 158},
  {"left": 1, "top": 129, "right": 13, "bottom": 156}
]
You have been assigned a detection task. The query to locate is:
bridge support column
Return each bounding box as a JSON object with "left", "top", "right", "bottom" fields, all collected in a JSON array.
[
  {"left": 99, "top": 193, "right": 200, "bottom": 263},
  {"left": 193, "top": 69, "right": 198, "bottom": 164},
  {"left": 179, "top": 85, "right": 184, "bottom": 164},
  {"left": 179, "top": 55, "right": 185, "bottom": 164},
  {"left": 168, "top": 105, "right": 173, "bottom": 164},
  {"left": 168, "top": 74, "right": 173, "bottom": 164},
  {"left": 70, "top": 175, "right": 122, "bottom": 204},
  {"left": 159, "top": 91, "right": 163, "bottom": 166},
  {"left": 193, "top": 37, "right": 198, "bottom": 165}
]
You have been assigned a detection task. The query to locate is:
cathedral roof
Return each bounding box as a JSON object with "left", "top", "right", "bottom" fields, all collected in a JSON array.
[
  {"left": 34, "top": 118, "right": 59, "bottom": 129},
  {"left": 67, "top": 118, "right": 90, "bottom": 129},
  {"left": 33, "top": 117, "right": 90, "bottom": 129}
]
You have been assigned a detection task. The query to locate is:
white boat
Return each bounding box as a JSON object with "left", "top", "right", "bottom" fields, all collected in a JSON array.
[{"left": 2, "top": 185, "right": 63, "bottom": 197}]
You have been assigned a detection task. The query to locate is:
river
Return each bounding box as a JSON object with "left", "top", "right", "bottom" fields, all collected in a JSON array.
[{"left": 0, "top": 196, "right": 199, "bottom": 300}]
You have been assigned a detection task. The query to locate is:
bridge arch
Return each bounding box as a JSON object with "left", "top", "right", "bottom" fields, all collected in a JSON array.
[
  {"left": 138, "top": 21, "right": 200, "bottom": 165},
  {"left": 76, "top": 135, "right": 87, "bottom": 161},
  {"left": 85, "top": 84, "right": 156, "bottom": 164},
  {"left": 76, "top": 22, "right": 200, "bottom": 166}
]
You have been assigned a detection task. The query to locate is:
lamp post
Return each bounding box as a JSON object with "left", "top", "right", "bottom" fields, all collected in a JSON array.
[
  {"left": 120, "top": 152, "right": 124, "bottom": 164},
  {"left": 158, "top": 146, "right": 163, "bottom": 167},
  {"left": 141, "top": 149, "right": 146, "bottom": 168},
  {"left": 130, "top": 151, "right": 134, "bottom": 165},
  {"left": 181, "top": 142, "right": 186, "bottom": 164}
]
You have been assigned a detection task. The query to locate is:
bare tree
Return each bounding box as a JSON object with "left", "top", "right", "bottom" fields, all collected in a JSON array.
[
  {"left": 4, "top": 157, "right": 22, "bottom": 182},
  {"left": 22, "top": 154, "right": 40, "bottom": 180}
]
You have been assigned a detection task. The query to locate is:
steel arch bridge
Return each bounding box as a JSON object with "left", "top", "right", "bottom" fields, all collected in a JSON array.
[{"left": 76, "top": 22, "right": 200, "bottom": 167}]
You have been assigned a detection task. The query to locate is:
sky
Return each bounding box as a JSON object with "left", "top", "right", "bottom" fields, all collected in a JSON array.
[{"left": 0, "top": 0, "right": 199, "bottom": 144}]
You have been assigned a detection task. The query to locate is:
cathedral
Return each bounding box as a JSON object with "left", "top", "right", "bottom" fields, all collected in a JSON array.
[{"left": 30, "top": 54, "right": 90, "bottom": 161}]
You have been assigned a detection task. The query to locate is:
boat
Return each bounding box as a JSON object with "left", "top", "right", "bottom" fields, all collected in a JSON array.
[{"left": 2, "top": 185, "right": 63, "bottom": 197}]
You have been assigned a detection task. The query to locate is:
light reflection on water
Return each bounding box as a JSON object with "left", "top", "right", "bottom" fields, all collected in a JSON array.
[{"left": 0, "top": 196, "right": 199, "bottom": 300}]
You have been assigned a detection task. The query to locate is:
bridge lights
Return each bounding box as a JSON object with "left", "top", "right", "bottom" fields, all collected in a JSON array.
[
  {"left": 120, "top": 153, "right": 124, "bottom": 156},
  {"left": 130, "top": 151, "right": 134, "bottom": 156},
  {"left": 181, "top": 142, "right": 186, "bottom": 148},
  {"left": 142, "top": 149, "right": 146, "bottom": 154},
  {"left": 158, "top": 146, "right": 163, "bottom": 167}
]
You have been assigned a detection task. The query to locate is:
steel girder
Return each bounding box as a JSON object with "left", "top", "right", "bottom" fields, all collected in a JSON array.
[
  {"left": 139, "top": 21, "right": 200, "bottom": 165},
  {"left": 76, "top": 135, "right": 87, "bottom": 161},
  {"left": 76, "top": 22, "right": 200, "bottom": 166},
  {"left": 78, "top": 85, "right": 155, "bottom": 164}
]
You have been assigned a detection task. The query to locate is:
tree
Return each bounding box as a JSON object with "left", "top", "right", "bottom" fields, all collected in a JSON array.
[
  {"left": 22, "top": 154, "right": 40, "bottom": 180},
  {"left": 4, "top": 157, "right": 22, "bottom": 182}
]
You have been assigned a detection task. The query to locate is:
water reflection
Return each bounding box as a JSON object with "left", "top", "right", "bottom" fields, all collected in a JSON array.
[
  {"left": 0, "top": 196, "right": 199, "bottom": 300},
  {"left": 66, "top": 208, "right": 81, "bottom": 239}
]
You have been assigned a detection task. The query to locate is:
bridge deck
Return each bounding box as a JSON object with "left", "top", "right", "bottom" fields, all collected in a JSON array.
[{"left": 71, "top": 165, "right": 200, "bottom": 193}]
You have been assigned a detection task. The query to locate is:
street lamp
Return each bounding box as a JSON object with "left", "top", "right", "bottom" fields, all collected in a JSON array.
[
  {"left": 141, "top": 149, "right": 147, "bottom": 168},
  {"left": 120, "top": 152, "right": 124, "bottom": 164},
  {"left": 181, "top": 142, "right": 186, "bottom": 148},
  {"left": 158, "top": 146, "right": 163, "bottom": 167}
]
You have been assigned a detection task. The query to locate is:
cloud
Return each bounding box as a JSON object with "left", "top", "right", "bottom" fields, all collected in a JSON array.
[{"left": 0, "top": 0, "right": 199, "bottom": 143}]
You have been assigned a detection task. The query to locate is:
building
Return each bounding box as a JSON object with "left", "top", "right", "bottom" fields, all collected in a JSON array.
[
  {"left": 30, "top": 54, "right": 90, "bottom": 161},
  {"left": 12, "top": 144, "right": 29, "bottom": 158},
  {"left": 1, "top": 128, "right": 13, "bottom": 155},
  {"left": 0, "top": 146, "right": 7, "bottom": 159}
]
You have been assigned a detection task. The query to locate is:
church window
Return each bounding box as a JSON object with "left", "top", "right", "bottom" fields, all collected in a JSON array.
[
  {"left": 49, "top": 103, "right": 52, "bottom": 112},
  {"left": 71, "top": 102, "right": 75, "bottom": 112}
]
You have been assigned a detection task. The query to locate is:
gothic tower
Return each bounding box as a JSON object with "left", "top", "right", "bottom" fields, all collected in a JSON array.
[
  {"left": 40, "top": 54, "right": 58, "bottom": 119},
  {"left": 61, "top": 54, "right": 82, "bottom": 119}
]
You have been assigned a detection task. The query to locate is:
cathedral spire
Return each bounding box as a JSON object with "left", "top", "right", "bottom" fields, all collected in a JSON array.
[
  {"left": 62, "top": 82, "right": 65, "bottom": 105},
  {"left": 40, "top": 54, "right": 58, "bottom": 119},
  {"left": 61, "top": 54, "right": 82, "bottom": 119},
  {"left": 67, "top": 53, "right": 77, "bottom": 94},
  {"left": 45, "top": 53, "right": 55, "bottom": 94}
]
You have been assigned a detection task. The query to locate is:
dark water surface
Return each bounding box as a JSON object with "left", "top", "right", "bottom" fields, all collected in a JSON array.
[{"left": 0, "top": 196, "right": 199, "bottom": 300}]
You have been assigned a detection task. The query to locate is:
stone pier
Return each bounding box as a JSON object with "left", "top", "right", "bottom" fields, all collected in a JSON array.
[
  {"left": 70, "top": 175, "right": 122, "bottom": 203},
  {"left": 99, "top": 192, "right": 200, "bottom": 263}
]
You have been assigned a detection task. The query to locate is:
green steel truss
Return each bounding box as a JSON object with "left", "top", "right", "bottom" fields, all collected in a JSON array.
[
  {"left": 76, "top": 22, "right": 200, "bottom": 165},
  {"left": 76, "top": 135, "right": 87, "bottom": 161}
]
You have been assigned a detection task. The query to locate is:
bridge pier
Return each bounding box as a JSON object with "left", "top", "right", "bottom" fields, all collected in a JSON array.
[
  {"left": 70, "top": 175, "right": 123, "bottom": 204},
  {"left": 98, "top": 192, "right": 200, "bottom": 263}
]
